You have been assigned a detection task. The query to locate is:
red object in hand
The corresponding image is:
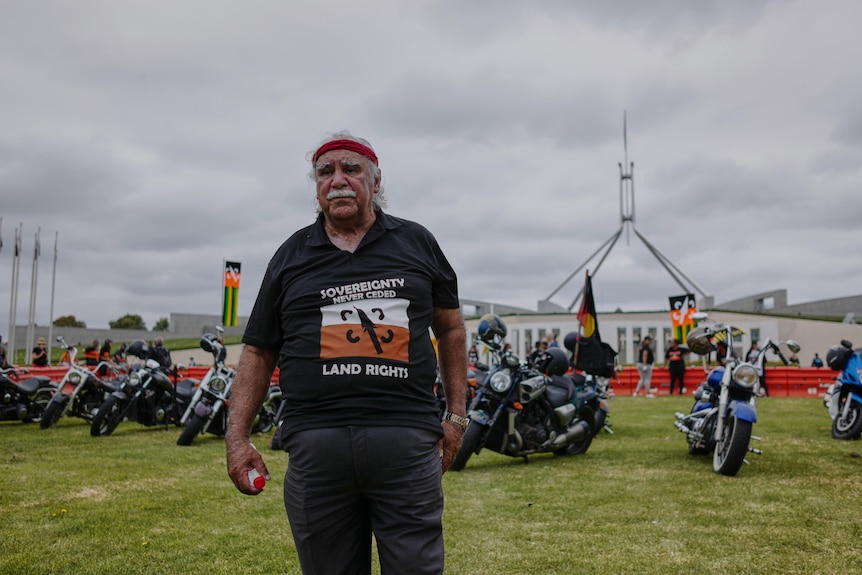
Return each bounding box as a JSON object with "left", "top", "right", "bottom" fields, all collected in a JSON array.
[{"left": 248, "top": 468, "right": 265, "bottom": 490}]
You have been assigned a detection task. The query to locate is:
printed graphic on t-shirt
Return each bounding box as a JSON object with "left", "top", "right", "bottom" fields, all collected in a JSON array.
[{"left": 320, "top": 298, "right": 410, "bottom": 362}]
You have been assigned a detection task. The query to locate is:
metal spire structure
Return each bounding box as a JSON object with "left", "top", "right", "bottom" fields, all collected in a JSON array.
[{"left": 540, "top": 112, "right": 711, "bottom": 312}]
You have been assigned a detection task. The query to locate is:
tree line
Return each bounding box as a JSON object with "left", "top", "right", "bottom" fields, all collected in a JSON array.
[{"left": 52, "top": 314, "right": 170, "bottom": 332}]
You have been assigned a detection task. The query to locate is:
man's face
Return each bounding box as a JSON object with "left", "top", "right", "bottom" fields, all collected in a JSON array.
[{"left": 314, "top": 150, "right": 380, "bottom": 224}]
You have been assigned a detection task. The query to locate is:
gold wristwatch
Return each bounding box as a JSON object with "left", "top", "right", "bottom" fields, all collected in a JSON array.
[{"left": 442, "top": 411, "right": 469, "bottom": 432}]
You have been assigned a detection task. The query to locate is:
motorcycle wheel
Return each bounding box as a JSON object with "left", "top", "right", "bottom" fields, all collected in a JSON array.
[
  {"left": 177, "top": 412, "right": 207, "bottom": 446},
  {"left": 450, "top": 422, "right": 485, "bottom": 472},
  {"left": 90, "top": 396, "right": 125, "bottom": 437},
  {"left": 25, "top": 391, "right": 53, "bottom": 424},
  {"left": 558, "top": 405, "right": 596, "bottom": 456},
  {"left": 594, "top": 409, "right": 607, "bottom": 436},
  {"left": 713, "top": 414, "right": 752, "bottom": 476},
  {"left": 40, "top": 393, "right": 70, "bottom": 429},
  {"left": 832, "top": 399, "right": 862, "bottom": 440}
]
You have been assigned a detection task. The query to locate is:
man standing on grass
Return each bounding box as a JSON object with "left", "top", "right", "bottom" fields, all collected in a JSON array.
[
  {"left": 224, "top": 131, "right": 468, "bottom": 575},
  {"left": 634, "top": 336, "right": 655, "bottom": 397}
]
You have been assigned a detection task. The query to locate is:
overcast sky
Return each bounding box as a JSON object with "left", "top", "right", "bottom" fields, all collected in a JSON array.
[{"left": 2, "top": 0, "right": 861, "bottom": 333}]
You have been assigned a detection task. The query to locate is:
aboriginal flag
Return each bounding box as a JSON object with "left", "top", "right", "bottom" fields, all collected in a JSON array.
[
  {"left": 222, "top": 261, "right": 241, "bottom": 327},
  {"left": 320, "top": 299, "right": 410, "bottom": 362},
  {"left": 574, "top": 272, "right": 616, "bottom": 377}
]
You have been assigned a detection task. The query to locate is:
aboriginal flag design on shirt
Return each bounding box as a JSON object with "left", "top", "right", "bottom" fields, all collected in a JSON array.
[{"left": 320, "top": 298, "right": 410, "bottom": 362}]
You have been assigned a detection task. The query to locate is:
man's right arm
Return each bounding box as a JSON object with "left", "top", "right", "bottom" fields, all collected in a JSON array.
[{"left": 225, "top": 344, "right": 278, "bottom": 495}]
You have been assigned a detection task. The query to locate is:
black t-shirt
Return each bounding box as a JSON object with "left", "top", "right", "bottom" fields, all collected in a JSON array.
[
  {"left": 665, "top": 347, "right": 685, "bottom": 366},
  {"left": 32, "top": 346, "right": 48, "bottom": 367},
  {"left": 639, "top": 343, "right": 654, "bottom": 365},
  {"left": 243, "top": 211, "right": 460, "bottom": 437}
]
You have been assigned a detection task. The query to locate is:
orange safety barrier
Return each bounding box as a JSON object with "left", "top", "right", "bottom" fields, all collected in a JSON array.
[
  {"left": 608, "top": 366, "right": 835, "bottom": 398},
  {"left": 14, "top": 364, "right": 832, "bottom": 398}
]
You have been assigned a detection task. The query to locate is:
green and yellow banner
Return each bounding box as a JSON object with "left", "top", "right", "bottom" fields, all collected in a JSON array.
[{"left": 223, "top": 261, "right": 241, "bottom": 327}]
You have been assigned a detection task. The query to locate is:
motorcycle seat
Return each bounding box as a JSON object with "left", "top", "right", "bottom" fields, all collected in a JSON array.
[
  {"left": 175, "top": 378, "right": 198, "bottom": 399},
  {"left": 546, "top": 374, "right": 575, "bottom": 407},
  {"left": 17, "top": 376, "right": 54, "bottom": 395}
]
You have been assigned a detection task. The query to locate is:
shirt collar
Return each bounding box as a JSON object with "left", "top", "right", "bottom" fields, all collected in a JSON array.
[{"left": 306, "top": 210, "right": 401, "bottom": 248}]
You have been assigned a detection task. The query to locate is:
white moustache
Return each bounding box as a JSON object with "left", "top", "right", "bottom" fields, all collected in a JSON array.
[{"left": 327, "top": 189, "right": 357, "bottom": 200}]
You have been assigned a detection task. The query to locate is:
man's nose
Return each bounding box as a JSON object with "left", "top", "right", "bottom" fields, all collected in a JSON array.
[{"left": 331, "top": 166, "right": 350, "bottom": 187}]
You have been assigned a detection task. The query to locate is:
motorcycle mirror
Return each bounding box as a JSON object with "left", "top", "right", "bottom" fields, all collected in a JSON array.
[{"left": 784, "top": 340, "right": 801, "bottom": 354}]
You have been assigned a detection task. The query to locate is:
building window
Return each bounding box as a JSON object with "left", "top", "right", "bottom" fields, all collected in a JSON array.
[
  {"left": 750, "top": 328, "right": 760, "bottom": 344},
  {"left": 617, "top": 327, "right": 628, "bottom": 364}
]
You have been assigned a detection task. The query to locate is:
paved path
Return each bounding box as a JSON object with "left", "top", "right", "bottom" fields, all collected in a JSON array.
[{"left": 178, "top": 344, "right": 244, "bottom": 368}]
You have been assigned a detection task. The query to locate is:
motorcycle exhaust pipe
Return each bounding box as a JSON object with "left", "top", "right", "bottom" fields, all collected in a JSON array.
[
  {"left": 674, "top": 421, "right": 692, "bottom": 434},
  {"left": 552, "top": 420, "right": 591, "bottom": 448}
]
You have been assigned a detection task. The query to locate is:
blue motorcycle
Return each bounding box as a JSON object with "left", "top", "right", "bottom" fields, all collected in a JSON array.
[
  {"left": 825, "top": 340, "right": 862, "bottom": 440},
  {"left": 674, "top": 313, "right": 799, "bottom": 476}
]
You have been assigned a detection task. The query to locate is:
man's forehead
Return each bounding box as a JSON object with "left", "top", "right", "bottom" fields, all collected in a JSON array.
[{"left": 315, "top": 150, "right": 365, "bottom": 167}]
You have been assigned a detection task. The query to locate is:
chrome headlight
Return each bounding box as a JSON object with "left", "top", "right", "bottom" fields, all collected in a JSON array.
[
  {"left": 68, "top": 371, "right": 82, "bottom": 385},
  {"left": 129, "top": 372, "right": 142, "bottom": 387},
  {"left": 732, "top": 364, "right": 758, "bottom": 388},
  {"left": 209, "top": 377, "right": 227, "bottom": 393},
  {"left": 489, "top": 371, "right": 513, "bottom": 393}
]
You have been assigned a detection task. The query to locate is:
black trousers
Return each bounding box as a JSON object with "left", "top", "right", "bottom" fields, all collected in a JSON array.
[
  {"left": 283, "top": 426, "right": 444, "bottom": 575},
  {"left": 669, "top": 364, "right": 686, "bottom": 394}
]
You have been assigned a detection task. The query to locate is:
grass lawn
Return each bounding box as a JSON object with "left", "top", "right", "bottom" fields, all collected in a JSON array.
[{"left": 2, "top": 396, "right": 860, "bottom": 574}]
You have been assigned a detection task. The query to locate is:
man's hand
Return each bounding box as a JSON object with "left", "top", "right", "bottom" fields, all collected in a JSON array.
[
  {"left": 225, "top": 434, "right": 270, "bottom": 495},
  {"left": 439, "top": 420, "right": 464, "bottom": 474}
]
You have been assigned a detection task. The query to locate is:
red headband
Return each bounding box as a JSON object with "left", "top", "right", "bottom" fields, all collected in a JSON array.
[{"left": 312, "top": 139, "right": 379, "bottom": 166}]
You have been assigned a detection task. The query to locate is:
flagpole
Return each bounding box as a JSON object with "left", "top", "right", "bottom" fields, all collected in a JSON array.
[
  {"left": 9, "top": 223, "right": 22, "bottom": 365},
  {"left": 26, "top": 227, "right": 40, "bottom": 364},
  {"left": 47, "top": 232, "right": 58, "bottom": 361}
]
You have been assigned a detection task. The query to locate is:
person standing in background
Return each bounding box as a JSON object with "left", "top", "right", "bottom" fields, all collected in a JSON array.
[
  {"left": 31, "top": 337, "right": 49, "bottom": 367},
  {"left": 634, "top": 336, "right": 654, "bottom": 397},
  {"left": 664, "top": 339, "right": 688, "bottom": 395}
]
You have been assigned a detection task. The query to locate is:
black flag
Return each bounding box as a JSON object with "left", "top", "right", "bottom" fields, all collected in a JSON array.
[{"left": 570, "top": 272, "right": 617, "bottom": 378}]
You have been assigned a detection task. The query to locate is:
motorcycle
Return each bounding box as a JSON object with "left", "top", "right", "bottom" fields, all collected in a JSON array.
[
  {"left": 41, "top": 336, "right": 126, "bottom": 428},
  {"left": 824, "top": 340, "right": 862, "bottom": 439},
  {"left": 674, "top": 313, "right": 800, "bottom": 476},
  {"left": 570, "top": 372, "right": 614, "bottom": 436},
  {"left": 433, "top": 361, "right": 486, "bottom": 422},
  {"left": 450, "top": 314, "right": 595, "bottom": 471},
  {"left": 0, "top": 366, "right": 56, "bottom": 423},
  {"left": 560, "top": 330, "right": 616, "bottom": 436},
  {"left": 90, "top": 339, "right": 197, "bottom": 437},
  {"left": 177, "top": 332, "right": 281, "bottom": 446}
]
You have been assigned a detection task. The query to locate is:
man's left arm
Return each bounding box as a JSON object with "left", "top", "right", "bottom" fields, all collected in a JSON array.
[{"left": 431, "top": 306, "right": 468, "bottom": 473}]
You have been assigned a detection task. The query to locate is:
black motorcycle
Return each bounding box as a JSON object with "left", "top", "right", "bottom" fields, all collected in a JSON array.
[
  {"left": 0, "top": 366, "right": 56, "bottom": 423},
  {"left": 451, "top": 314, "right": 595, "bottom": 471},
  {"left": 41, "top": 336, "right": 125, "bottom": 428},
  {"left": 177, "top": 332, "right": 281, "bottom": 446},
  {"left": 90, "top": 339, "right": 196, "bottom": 437}
]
